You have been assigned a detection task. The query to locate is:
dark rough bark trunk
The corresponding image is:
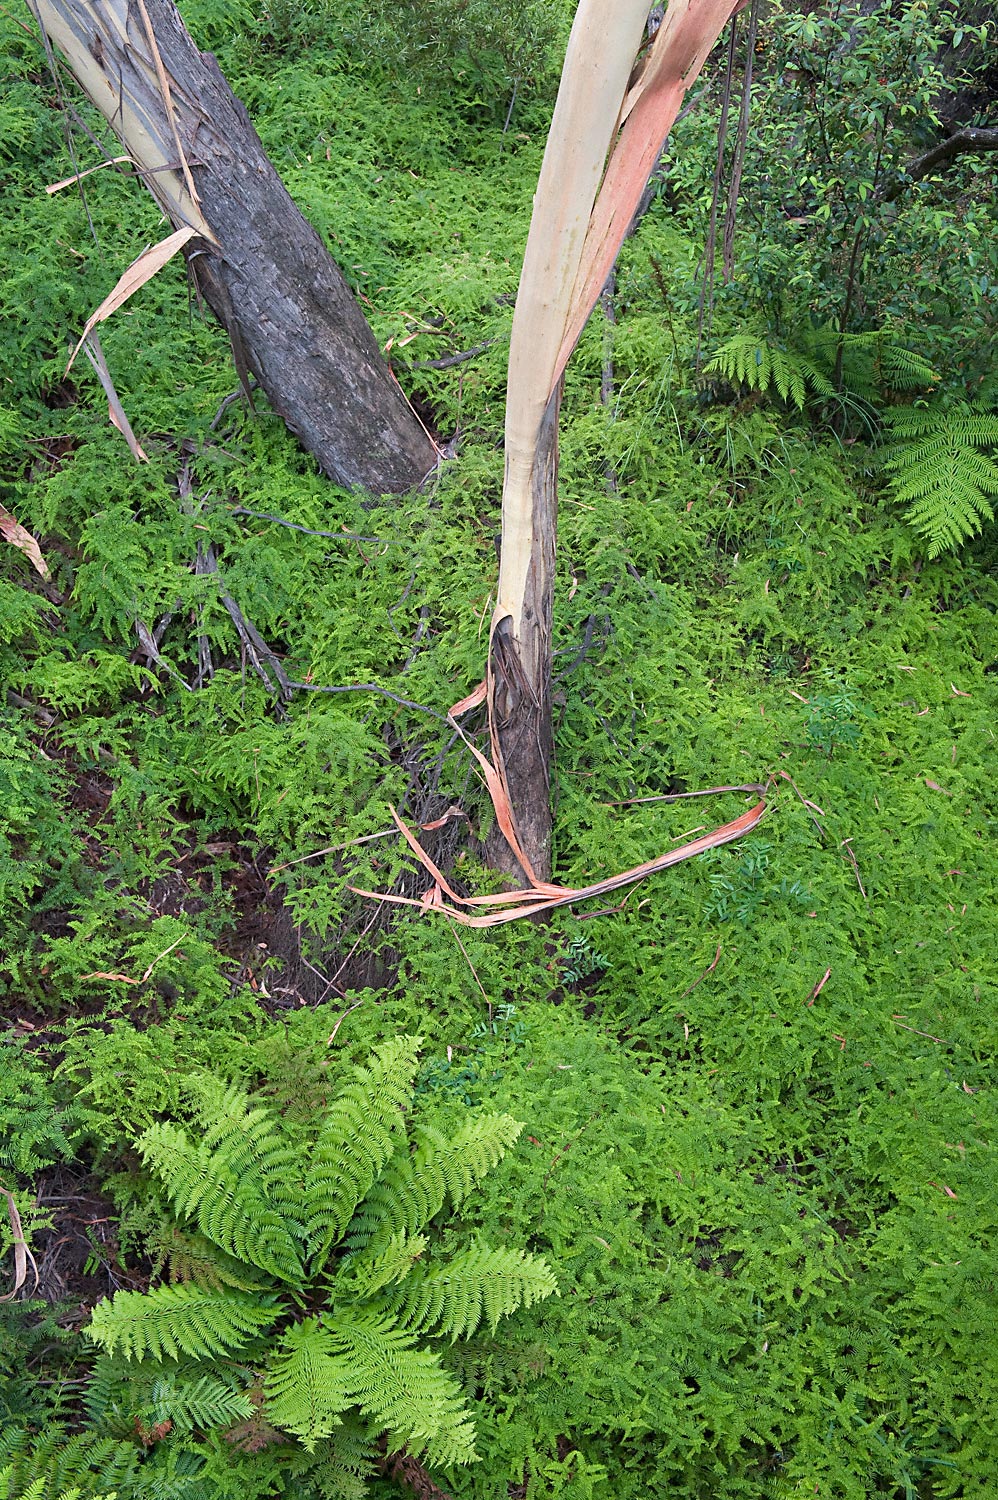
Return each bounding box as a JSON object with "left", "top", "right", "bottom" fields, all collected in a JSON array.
[
  {"left": 487, "top": 387, "right": 559, "bottom": 885},
  {"left": 32, "top": 0, "right": 438, "bottom": 494}
]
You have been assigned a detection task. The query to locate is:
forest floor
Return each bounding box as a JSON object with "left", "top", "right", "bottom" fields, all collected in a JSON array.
[{"left": 2, "top": 3, "right": 997, "bottom": 1498}]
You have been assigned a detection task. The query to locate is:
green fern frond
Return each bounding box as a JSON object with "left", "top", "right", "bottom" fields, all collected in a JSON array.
[
  {"left": 0, "top": 1431, "right": 137, "bottom": 1500},
  {"left": 0, "top": 1479, "right": 104, "bottom": 1500},
  {"left": 704, "top": 333, "right": 830, "bottom": 410},
  {"left": 181, "top": 1076, "right": 304, "bottom": 1216},
  {"left": 338, "top": 1232, "right": 429, "bottom": 1299},
  {"left": 84, "top": 1354, "right": 252, "bottom": 1438},
  {"left": 138, "top": 1123, "right": 303, "bottom": 1282},
  {"left": 328, "top": 1312, "right": 477, "bottom": 1466},
  {"left": 882, "top": 404, "right": 998, "bottom": 555},
  {"left": 435, "top": 1113, "right": 524, "bottom": 1206},
  {"left": 88, "top": 1283, "right": 279, "bottom": 1362},
  {"left": 147, "top": 1371, "right": 254, "bottom": 1435},
  {"left": 380, "top": 1242, "right": 557, "bottom": 1341},
  {"left": 705, "top": 326, "right": 936, "bottom": 411},
  {"left": 264, "top": 1317, "right": 352, "bottom": 1451},
  {"left": 310, "top": 1418, "right": 376, "bottom": 1500},
  {"left": 870, "top": 339, "right": 938, "bottom": 392},
  {"left": 147, "top": 1225, "right": 268, "bottom": 1292},
  {"left": 347, "top": 1114, "right": 522, "bottom": 1253},
  {"left": 304, "top": 1035, "right": 422, "bottom": 1262}
]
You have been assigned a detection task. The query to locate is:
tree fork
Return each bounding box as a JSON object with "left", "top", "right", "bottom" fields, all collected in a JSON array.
[{"left": 31, "top": 0, "right": 439, "bottom": 493}]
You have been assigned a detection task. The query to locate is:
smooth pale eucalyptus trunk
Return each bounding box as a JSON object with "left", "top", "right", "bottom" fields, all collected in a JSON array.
[
  {"left": 31, "top": 0, "right": 438, "bottom": 493},
  {"left": 489, "top": 0, "right": 738, "bottom": 886},
  {"left": 487, "top": 386, "right": 560, "bottom": 882}
]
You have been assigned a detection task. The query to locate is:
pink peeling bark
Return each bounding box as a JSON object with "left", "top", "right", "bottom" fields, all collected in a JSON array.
[{"left": 553, "top": 0, "right": 743, "bottom": 389}]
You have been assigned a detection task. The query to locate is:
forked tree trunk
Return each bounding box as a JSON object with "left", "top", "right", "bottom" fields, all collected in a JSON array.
[{"left": 30, "top": 0, "right": 438, "bottom": 493}]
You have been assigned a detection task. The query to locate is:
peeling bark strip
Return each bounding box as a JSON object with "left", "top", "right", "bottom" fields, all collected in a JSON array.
[
  {"left": 489, "top": 386, "right": 559, "bottom": 881},
  {"left": 31, "top": 0, "right": 438, "bottom": 493}
]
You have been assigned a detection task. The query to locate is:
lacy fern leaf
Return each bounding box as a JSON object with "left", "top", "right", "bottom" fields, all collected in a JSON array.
[
  {"left": 327, "top": 1312, "right": 477, "bottom": 1466},
  {"left": 380, "top": 1241, "right": 558, "bottom": 1341},
  {"left": 263, "top": 1317, "right": 352, "bottom": 1451},
  {"left": 137, "top": 1123, "right": 303, "bottom": 1282},
  {"left": 303, "top": 1035, "right": 422, "bottom": 1261},
  {"left": 88, "top": 1283, "right": 279, "bottom": 1362},
  {"left": 881, "top": 404, "right": 998, "bottom": 555},
  {"left": 0, "top": 1431, "right": 138, "bottom": 1500},
  {"left": 347, "top": 1113, "right": 522, "bottom": 1253},
  {"left": 703, "top": 331, "right": 834, "bottom": 410},
  {"left": 182, "top": 1077, "right": 304, "bottom": 1218}
]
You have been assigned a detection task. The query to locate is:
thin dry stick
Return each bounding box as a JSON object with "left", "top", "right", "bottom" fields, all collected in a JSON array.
[
  {"left": 840, "top": 838, "right": 867, "bottom": 900},
  {"left": 270, "top": 829, "right": 398, "bottom": 875},
  {"left": 806, "top": 968, "right": 832, "bottom": 1006},
  {"left": 327, "top": 906, "right": 384, "bottom": 993},
  {"left": 696, "top": 13, "right": 738, "bottom": 361},
  {"left": 444, "top": 915, "right": 493, "bottom": 1022},
  {"left": 680, "top": 942, "right": 723, "bottom": 997},
  {"left": 327, "top": 997, "right": 367, "bottom": 1046},
  {"left": 770, "top": 769, "right": 826, "bottom": 838},
  {"left": 891, "top": 1018, "right": 947, "bottom": 1044},
  {"left": 721, "top": 0, "right": 759, "bottom": 281},
  {"left": 607, "top": 782, "right": 765, "bottom": 806}
]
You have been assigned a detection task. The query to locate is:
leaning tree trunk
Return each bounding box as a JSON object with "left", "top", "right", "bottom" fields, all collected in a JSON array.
[{"left": 30, "top": 0, "right": 438, "bottom": 493}]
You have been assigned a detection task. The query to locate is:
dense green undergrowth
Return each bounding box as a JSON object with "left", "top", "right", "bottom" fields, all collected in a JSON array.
[{"left": 1, "top": 0, "right": 996, "bottom": 1496}]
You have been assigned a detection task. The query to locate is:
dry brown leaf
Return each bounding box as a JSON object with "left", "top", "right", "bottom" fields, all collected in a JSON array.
[
  {"left": 1, "top": 1187, "right": 39, "bottom": 1302},
  {"left": 0, "top": 506, "right": 50, "bottom": 579},
  {"left": 66, "top": 225, "right": 197, "bottom": 373}
]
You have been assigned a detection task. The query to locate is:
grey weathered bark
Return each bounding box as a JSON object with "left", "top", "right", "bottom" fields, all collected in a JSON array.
[{"left": 31, "top": 0, "right": 439, "bottom": 493}]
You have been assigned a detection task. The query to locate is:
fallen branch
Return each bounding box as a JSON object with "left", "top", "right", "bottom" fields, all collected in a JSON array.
[{"left": 880, "top": 125, "right": 998, "bottom": 202}]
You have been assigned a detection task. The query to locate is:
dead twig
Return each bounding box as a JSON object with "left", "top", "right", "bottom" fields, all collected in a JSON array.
[
  {"left": 607, "top": 782, "right": 765, "bottom": 806},
  {"left": 806, "top": 968, "right": 832, "bottom": 1006},
  {"left": 680, "top": 942, "right": 722, "bottom": 997}
]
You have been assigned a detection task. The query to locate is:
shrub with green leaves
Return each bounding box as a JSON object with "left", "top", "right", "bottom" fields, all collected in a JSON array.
[{"left": 85, "top": 1036, "right": 554, "bottom": 1483}]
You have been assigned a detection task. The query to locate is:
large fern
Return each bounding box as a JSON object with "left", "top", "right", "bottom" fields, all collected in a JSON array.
[
  {"left": 880, "top": 403, "right": 998, "bottom": 555},
  {"left": 85, "top": 1038, "right": 555, "bottom": 1484},
  {"left": 704, "top": 323, "right": 937, "bottom": 412}
]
